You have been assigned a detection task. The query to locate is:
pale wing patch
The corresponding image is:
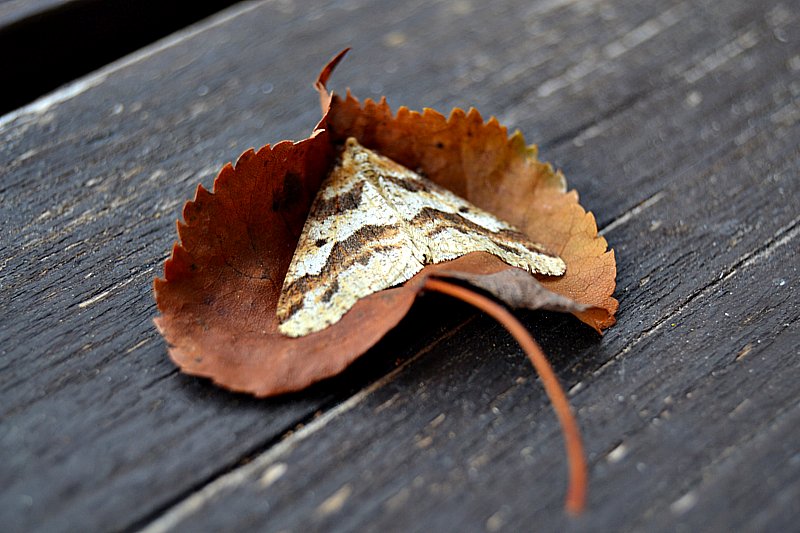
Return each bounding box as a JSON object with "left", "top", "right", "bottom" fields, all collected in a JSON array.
[{"left": 276, "top": 138, "right": 566, "bottom": 337}]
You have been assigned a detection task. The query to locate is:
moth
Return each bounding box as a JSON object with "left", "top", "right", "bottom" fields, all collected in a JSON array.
[{"left": 276, "top": 137, "right": 566, "bottom": 337}]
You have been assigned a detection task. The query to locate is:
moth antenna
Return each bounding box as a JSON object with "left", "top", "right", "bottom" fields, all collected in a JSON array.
[{"left": 423, "top": 278, "right": 587, "bottom": 514}]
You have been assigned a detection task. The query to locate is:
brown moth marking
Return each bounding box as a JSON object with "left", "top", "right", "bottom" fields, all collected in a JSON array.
[{"left": 276, "top": 138, "right": 566, "bottom": 337}]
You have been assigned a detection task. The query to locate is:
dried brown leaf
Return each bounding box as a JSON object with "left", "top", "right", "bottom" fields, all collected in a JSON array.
[
  {"left": 152, "top": 131, "right": 421, "bottom": 395},
  {"left": 153, "top": 51, "right": 618, "bottom": 396}
]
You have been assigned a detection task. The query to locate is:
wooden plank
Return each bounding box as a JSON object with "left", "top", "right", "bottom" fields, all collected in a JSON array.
[
  {"left": 148, "top": 255, "right": 800, "bottom": 532},
  {"left": 1, "top": 0, "right": 797, "bottom": 532},
  {"left": 0, "top": 3, "right": 403, "bottom": 532},
  {"left": 139, "top": 0, "right": 800, "bottom": 531},
  {"left": 139, "top": 68, "right": 800, "bottom": 532}
]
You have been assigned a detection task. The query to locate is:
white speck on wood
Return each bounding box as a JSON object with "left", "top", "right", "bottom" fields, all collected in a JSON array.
[
  {"left": 428, "top": 413, "right": 446, "bottom": 428},
  {"left": 78, "top": 290, "right": 113, "bottom": 309},
  {"left": 670, "top": 489, "right": 698, "bottom": 514},
  {"left": 485, "top": 506, "right": 511, "bottom": 532},
  {"left": 258, "top": 463, "right": 288, "bottom": 488},
  {"left": 383, "top": 487, "right": 411, "bottom": 512},
  {"left": 125, "top": 338, "right": 152, "bottom": 354},
  {"left": 606, "top": 442, "right": 628, "bottom": 463},
  {"left": 78, "top": 267, "right": 152, "bottom": 308},
  {"left": 314, "top": 484, "right": 352, "bottom": 518}
]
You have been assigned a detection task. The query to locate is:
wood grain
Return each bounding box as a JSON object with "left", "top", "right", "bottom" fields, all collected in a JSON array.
[{"left": 1, "top": 0, "right": 798, "bottom": 531}]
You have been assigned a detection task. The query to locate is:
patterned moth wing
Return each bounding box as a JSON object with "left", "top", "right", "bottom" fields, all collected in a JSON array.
[{"left": 276, "top": 138, "right": 566, "bottom": 337}]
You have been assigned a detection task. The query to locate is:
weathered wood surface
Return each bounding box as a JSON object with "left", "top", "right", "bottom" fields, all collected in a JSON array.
[{"left": 1, "top": 0, "right": 798, "bottom": 531}]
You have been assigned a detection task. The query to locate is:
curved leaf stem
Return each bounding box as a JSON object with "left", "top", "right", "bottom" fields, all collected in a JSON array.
[{"left": 423, "top": 277, "right": 587, "bottom": 514}]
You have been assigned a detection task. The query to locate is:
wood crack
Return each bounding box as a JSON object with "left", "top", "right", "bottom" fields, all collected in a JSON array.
[{"left": 592, "top": 215, "right": 800, "bottom": 379}]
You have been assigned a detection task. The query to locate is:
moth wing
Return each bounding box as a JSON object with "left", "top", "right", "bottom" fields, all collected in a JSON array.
[
  {"left": 277, "top": 156, "right": 424, "bottom": 337},
  {"left": 371, "top": 152, "right": 566, "bottom": 277}
]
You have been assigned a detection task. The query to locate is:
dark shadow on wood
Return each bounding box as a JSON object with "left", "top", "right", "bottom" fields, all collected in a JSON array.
[
  {"left": 0, "top": 0, "right": 244, "bottom": 115},
  {"left": 122, "top": 293, "right": 480, "bottom": 532}
]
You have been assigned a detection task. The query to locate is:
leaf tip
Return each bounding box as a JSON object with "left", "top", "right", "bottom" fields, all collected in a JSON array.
[{"left": 315, "top": 48, "right": 351, "bottom": 115}]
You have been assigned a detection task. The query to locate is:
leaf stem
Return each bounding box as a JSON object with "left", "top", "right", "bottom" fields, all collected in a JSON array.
[{"left": 423, "top": 278, "right": 587, "bottom": 514}]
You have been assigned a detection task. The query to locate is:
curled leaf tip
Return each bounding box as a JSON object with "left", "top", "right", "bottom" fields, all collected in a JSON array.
[{"left": 315, "top": 48, "right": 351, "bottom": 115}]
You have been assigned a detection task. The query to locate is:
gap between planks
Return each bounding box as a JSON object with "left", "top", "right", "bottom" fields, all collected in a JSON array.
[
  {"left": 0, "top": 0, "right": 263, "bottom": 131},
  {"left": 591, "top": 215, "right": 800, "bottom": 379},
  {"left": 136, "top": 318, "right": 476, "bottom": 533}
]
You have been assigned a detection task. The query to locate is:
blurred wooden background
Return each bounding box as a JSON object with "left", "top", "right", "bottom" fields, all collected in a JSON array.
[{"left": 1, "top": 0, "right": 798, "bottom": 531}]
